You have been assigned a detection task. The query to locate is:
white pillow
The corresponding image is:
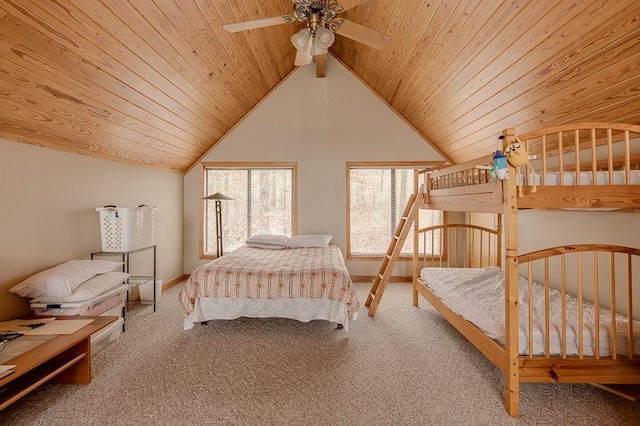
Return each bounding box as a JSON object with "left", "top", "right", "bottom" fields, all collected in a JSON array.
[
  {"left": 247, "top": 243, "right": 287, "bottom": 250},
  {"left": 287, "top": 234, "right": 333, "bottom": 248},
  {"left": 32, "top": 271, "right": 130, "bottom": 303},
  {"left": 9, "top": 260, "right": 124, "bottom": 299},
  {"left": 246, "top": 234, "right": 289, "bottom": 249}
]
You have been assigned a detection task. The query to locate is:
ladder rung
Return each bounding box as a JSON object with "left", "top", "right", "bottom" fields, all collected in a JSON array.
[{"left": 368, "top": 194, "right": 419, "bottom": 317}]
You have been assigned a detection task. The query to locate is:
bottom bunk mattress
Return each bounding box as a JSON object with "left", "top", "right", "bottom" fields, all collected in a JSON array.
[
  {"left": 419, "top": 267, "right": 640, "bottom": 357},
  {"left": 179, "top": 245, "right": 360, "bottom": 330}
]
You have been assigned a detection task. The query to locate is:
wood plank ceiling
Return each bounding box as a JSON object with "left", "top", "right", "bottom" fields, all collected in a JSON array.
[{"left": 0, "top": 0, "right": 639, "bottom": 173}]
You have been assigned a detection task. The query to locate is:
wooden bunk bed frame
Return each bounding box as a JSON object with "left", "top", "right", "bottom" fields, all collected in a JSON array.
[{"left": 412, "top": 123, "right": 640, "bottom": 417}]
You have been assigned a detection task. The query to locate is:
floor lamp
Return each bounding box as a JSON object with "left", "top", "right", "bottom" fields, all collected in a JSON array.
[{"left": 203, "top": 192, "right": 233, "bottom": 257}]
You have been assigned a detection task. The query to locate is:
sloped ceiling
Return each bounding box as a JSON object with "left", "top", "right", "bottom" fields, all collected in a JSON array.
[{"left": 0, "top": 1, "right": 639, "bottom": 173}]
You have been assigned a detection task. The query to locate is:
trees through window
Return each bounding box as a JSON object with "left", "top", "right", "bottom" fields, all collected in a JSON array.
[
  {"left": 348, "top": 164, "right": 443, "bottom": 257},
  {"left": 203, "top": 163, "right": 296, "bottom": 256}
]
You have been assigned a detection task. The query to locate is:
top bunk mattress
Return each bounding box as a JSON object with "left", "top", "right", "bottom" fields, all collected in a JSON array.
[
  {"left": 419, "top": 267, "right": 640, "bottom": 357},
  {"left": 518, "top": 169, "right": 640, "bottom": 186}
]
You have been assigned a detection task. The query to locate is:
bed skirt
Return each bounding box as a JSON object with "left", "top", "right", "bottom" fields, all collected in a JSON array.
[{"left": 184, "top": 297, "right": 355, "bottom": 331}]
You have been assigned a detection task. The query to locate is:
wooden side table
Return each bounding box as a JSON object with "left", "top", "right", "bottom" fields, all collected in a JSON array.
[{"left": 0, "top": 316, "right": 117, "bottom": 410}]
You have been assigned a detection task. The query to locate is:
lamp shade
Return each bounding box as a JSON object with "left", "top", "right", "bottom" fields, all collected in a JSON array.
[
  {"left": 314, "top": 26, "right": 335, "bottom": 50},
  {"left": 291, "top": 28, "right": 312, "bottom": 50},
  {"left": 203, "top": 192, "right": 233, "bottom": 201}
]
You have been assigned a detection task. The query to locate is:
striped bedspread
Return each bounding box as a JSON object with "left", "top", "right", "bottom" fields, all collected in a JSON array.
[{"left": 179, "top": 244, "right": 359, "bottom": 319}]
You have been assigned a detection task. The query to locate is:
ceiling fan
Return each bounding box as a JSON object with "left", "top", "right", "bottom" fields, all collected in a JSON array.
[{"left": 222, "top": 0, "right": 392, "bottom": 67}]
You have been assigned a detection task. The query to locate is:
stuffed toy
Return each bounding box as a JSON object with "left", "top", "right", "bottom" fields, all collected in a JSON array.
[
  {"left": 476, "top": 141, "right": 509, "bottom": 180},
  {"left": 490, "top": 149, "right": 509, "bottom": 180},
  {"left": 501, "top": 135, "right": 537, "bottom": 197}
]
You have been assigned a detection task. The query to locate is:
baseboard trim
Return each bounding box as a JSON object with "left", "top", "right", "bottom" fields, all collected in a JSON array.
[
  {"left": 163, "top": 274, "right": 189, "bottom": 290},
  {"left": 350, "top": 275, "right": 412, "bottom": 283}
]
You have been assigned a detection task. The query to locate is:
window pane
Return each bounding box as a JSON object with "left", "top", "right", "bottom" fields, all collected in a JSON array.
[
  {"left": 205, "top": 167, "right": 294, "bottom": 256},
  {"left": 395, "top": 169, "right": 442, "bottom": 255},
  {"left": 350, "top": 166, "right": 443, "bottom": 257},
  {"left": 396, "top": 169, "right": 414, "bottom": 254},
  {"left": 206, "top": 169, "right": 249, "bottom": 253},
  {"left": 350, "top": 169, "right": 392, "bottom": 254},
  {"left": 250, "top": 169, "right": 293, "bottom": 237},
  {"left": 417, "top": 209, "right": 443, "bottom": 256}
]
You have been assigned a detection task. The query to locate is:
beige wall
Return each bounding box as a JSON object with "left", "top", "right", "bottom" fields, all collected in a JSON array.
[
  {"left": 517, "top": 210, "right": 639, "bottom": 253},
  {"left": 519, "top": 209, "right": 639, "bottom": 319},
  {"left": 184, "top": 56, "right": 444, "bottom": 277},
  {"left": 469, "top": 210, "right": 639, "bottom": 318},
  {"left": 0, "top": 138, "right": 184, "bottom": 321}
]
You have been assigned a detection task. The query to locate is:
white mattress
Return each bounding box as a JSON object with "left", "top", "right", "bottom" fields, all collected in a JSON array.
[
  {"left": 517, "top": 169, "right": 640, "bottom": 186},
  {"left": 30, "top": 284, "right": 128, "bottom": 316},
  {"left": 420, "top": 267, "right": 640, "bottom": 356}
]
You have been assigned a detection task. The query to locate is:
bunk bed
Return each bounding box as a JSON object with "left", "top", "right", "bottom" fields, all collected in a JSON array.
[{"left": 411, "top": 123, "right": 640, "bottom": 417}]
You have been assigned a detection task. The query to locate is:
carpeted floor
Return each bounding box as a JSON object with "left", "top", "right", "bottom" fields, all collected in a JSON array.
[{"left": 1, "top": 282, "right": 638, "bottom": 425}]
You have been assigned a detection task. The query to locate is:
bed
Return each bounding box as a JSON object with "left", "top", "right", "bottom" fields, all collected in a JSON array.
[
  {"left": 179, "top": 244, "right": 360, "bottom": 331},
  {"left": 409, "top": 122, "right": 640, "bottom": 416},
  {"left": 421, "top": 266, "right": 640, "bottom": 357}
]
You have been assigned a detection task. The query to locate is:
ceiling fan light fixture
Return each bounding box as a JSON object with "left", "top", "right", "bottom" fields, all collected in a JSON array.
[
  {"left": 322, "top": 10, "right": 336, "bottom": 22},
  {"left": 293, "top": 6, "right": 307, "bottom": 20},
  {"left": 223, "top": 1, "right": 393, "bottom": 68},
  {"left": 311, "top": 41, "right": 328, "bottom": 56},
  {"left": 314, "top": 25, "right": 335, "bottom": 50},
  {"left": 291, "top": 28, "right": 312, "bottom": 50}
]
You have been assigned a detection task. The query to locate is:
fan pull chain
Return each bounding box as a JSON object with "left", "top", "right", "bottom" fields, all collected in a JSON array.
[{"left": 324, "top": 75, "right": 329, "bottom": 106}]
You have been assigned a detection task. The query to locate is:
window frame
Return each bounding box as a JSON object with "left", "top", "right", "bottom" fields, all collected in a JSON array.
[
  {"left": 200, "top": 162, "right": 298, "bottom": 259},
  {"left": 346, "top": 161, "right": 445, "bottom": 261}
]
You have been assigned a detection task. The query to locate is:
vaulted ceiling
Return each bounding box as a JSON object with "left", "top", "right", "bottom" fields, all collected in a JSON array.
[{"left": 1, "top": 0, "right": 639, "bottom": 173}]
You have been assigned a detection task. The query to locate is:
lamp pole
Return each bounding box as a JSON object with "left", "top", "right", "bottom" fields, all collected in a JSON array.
[
  {"left": 202, "top": 192, "right": 234, "bottom": 258},
  {"left": 215, "top": 199, "right": 223, "bottom": 257}
]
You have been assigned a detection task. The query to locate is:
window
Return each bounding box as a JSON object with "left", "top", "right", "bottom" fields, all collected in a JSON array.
[
  {"left": 202, "top": 163, "right": 297, "bottom": 258},
  {"left": 347, "top": 162, "right": 443, "bottom": 258}
]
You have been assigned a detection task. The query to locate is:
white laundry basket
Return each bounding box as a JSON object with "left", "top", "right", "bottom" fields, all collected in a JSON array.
[
  {"left": 140, "top": 279, "right": 163, "bottom": 303},
  {"left": 96, "top": 205, "right": 157, "bottom": 252}
]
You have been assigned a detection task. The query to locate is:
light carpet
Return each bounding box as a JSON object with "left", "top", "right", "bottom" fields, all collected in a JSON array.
[{"left": 1, "top": 283, "right": 638, "bottom": 425}]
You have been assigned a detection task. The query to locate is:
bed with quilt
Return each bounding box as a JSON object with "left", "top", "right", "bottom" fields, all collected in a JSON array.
[{"left": 179, "top": 243, "right": 359, "bottom": 330}]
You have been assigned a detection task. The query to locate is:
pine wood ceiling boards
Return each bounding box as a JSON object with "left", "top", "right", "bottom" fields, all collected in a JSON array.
[{"left": 0, "top": 1, "right": 639, "bottom": 173}]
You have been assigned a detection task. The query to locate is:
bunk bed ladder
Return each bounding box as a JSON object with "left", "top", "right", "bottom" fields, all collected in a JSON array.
[{"left": 366, "top": 193, "right": 421, "bottom": 317}]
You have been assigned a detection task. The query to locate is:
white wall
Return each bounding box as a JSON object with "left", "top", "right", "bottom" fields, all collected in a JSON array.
[
  {"left": 0, "top": 138, "right": 184, "bottom": 321},
  {"left": 184, "top": 56, "right": 444, "bottom": 276}
]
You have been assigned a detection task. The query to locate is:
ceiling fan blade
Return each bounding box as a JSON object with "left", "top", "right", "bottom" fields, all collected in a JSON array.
[
  {"left": 339, "top": 0, "right": 370, "bottom": 11},
  {"left": 222, "top": 16, "right": 288, "bottom": 33},
  {"left": 335, "top": 19, "right": 392, "bottom": 49}
]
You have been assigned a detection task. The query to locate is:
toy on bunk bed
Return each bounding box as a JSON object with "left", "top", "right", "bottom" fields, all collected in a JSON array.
[
  {"left": 502, "top": 135, "right": 537, "bottom": 197},
  {"left": 476, "top": 141, "right": 509, "bottom": 180},
  {"left": 478, "top": 136, "right": 539, "bottom": 197}
]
